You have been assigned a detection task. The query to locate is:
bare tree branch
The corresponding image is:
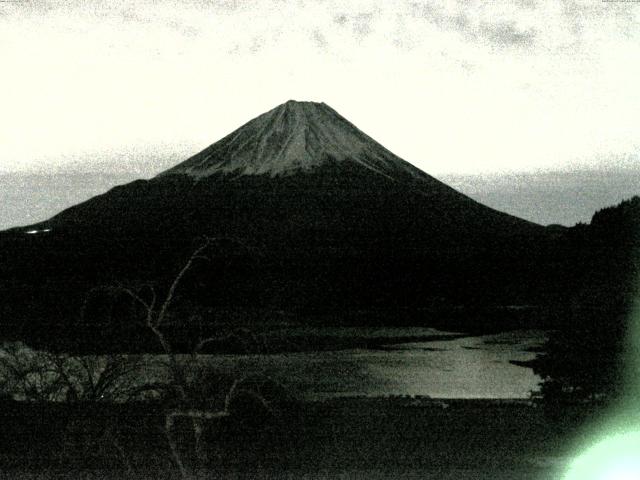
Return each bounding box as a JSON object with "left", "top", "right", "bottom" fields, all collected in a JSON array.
[{"left": 155, "top": 238, "right": 212, "bottom": 330}]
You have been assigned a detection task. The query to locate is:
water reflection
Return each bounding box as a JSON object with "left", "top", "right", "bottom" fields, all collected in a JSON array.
[
  {"left": 0, "top": 329, "right": 546, "bottom": 401},
  {"left": 201, "top": 329, "right": 547, "bottom": 400}
]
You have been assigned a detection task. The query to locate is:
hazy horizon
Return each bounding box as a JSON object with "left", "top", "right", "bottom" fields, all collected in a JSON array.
[{"left": 2, "top": 164, "right": 638, "bottom": 230}]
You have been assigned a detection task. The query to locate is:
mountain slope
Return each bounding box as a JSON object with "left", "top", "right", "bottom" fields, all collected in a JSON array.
[
  {"left": 38, "top": 100, "right": 540, "bottom": 236},
  {"left": 161, "top": 100, "right": 435, "bottom": 181},
  {"left": 0, "top": 101, "right": 561, "bottom": 352}
]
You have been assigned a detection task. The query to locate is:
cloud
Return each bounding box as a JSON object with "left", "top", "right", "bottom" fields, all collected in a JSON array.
[
  {"left": 311, "top": 29, "right": 328, "bottom": 50},
  {"left": 559, "top": 0, "right": 587, "bottom": 37},
  {"left": 479, "top": 20, "right": 536, "bottom": 47},
  {"left": 332, "top": 11, "right": 377, "bottom": 40},
  {"left": 515, "top": 0, "right": 538, "bottom": 9},
  {"left": 333, "top": 13, "right": 348, "bottom": 26},
  {"left": 249, "top": 35, "right": 264, "bottom": 54},
  {"left": 559, "top": 0, "right": 639, "bottom": 44},
  {"left": 1, "top": 0, "right": 639, "bottom": 176},
  {"left": 409, "top": 2, "right": 536, "bottom": 49}
]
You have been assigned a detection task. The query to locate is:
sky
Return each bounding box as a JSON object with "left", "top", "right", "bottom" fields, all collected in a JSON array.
[{"left": 0, "top": 0, "right": 639, "bottom": 227}]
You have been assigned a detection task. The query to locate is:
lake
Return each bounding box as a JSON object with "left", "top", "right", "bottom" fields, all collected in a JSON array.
[
  {"left": 1, "top": 329, "right": 546, "bottom": 401},
  {"left": 197, "top": 329, "right": 547, "bottom": 400}
]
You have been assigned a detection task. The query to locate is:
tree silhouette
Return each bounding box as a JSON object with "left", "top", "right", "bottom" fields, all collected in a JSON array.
[
  {"left": 532, "top": 197, "right": 640, "bottom": 404},
  {"left": 106, "top": 237, "right": 277, "bottom": 479}
]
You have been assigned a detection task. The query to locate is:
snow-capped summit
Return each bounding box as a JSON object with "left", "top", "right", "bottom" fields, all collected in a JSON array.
[
  {"left": 160, "top": 100, "right": 426, "bottom": 181},
  {"left": 0, "top": 99, "right": 556, "bottom": 352}
]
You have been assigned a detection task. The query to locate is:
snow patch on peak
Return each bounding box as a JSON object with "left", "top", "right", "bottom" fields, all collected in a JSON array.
[{"left": 159, "top": 100, "right": 429, "bottom": 181}]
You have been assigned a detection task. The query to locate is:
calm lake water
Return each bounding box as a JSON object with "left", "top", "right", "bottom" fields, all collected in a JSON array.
[
  {"left": 198, "top": 329, "right": 547, "bottom": 400},
  {"left": 1, "top": 329, "right": 546, "bottom": 401}
]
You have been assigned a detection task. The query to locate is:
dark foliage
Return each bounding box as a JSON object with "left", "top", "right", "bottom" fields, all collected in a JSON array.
[
  {"left": 0, "top": 163, "right": 563, "bottom": 353},
  {"left": 531, "top": 196, "right": 640, "bottom": 403},
  {"left": 0, "top": 398, "right": 590, "bottom": 477}
]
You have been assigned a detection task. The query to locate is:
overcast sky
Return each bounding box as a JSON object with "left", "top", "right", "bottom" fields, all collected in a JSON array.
[{"left": 1, "top": 0, "right": 639, "bottom": 176}]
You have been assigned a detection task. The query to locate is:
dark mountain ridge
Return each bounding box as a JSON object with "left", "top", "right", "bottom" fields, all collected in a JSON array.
[
  {"left": 40, "top": 100, "right": 540, "bottom": 233},
  {"left": 1, "top": 101, "right": 567, "bottom": 352}
]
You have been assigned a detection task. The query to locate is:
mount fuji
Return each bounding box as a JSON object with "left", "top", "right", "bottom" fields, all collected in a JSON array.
[
  {"left": 162, "top": 100, "right": 449, "bottom": 181},
  {"left": 0, "top": 101, "right": 561, "bottom": 351}
]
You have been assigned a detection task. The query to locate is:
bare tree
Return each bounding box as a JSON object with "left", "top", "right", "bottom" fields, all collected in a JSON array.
[
  {"left": 111, "top": 237, "right": 275, "bottom": 479},
  {"left": 0, "top": 342, "right": 169, "bottom": 473},
  {"left": 0, "top": 342, "right": 161, "bottom": 403},
  {"left": 0, "top": 237, "right": 278, "bottom": 479}
]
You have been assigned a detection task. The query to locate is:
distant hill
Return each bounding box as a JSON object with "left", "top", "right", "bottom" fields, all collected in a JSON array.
[{"left": 442, "top": 168, "right": 640, "bottom": 227}]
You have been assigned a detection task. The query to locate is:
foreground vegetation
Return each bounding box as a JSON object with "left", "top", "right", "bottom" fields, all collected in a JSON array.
[
  {"left": 0, "top": 197, "right": 636, "bottom": 479},
  {"left": 0, "top": 397, "right": 600, "bottom": 479}
]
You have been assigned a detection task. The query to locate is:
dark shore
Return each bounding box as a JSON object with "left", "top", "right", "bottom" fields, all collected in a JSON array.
[{"left": 0, "top": 396, "right": 601, "bottom": 479}]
